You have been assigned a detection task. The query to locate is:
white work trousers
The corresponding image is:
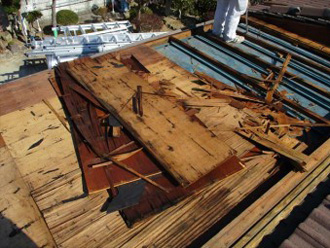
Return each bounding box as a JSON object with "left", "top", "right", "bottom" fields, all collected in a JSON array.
[{"left": 213, "top": 0, "right": 248, "bottom": 41}]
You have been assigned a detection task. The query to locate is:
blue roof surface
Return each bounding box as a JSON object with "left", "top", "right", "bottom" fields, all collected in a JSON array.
[{"left": 155, "top": 24, "right": 330, "bottom": 121}]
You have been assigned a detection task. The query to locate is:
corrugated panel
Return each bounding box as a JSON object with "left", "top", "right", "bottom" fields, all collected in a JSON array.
[
  {"left": 280, "top": 195, "right": 330, "bottom": 248},
  {"left": 155, "top": 29, "right": 330, "bottom": 121}
]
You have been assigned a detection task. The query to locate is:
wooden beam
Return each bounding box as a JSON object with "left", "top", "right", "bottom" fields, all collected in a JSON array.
[
  {"left": 169, "top": 37, "right": 330, "bottom": 124},
  {"left": 238, "top": 130, "right": 307, "bottom": 171},
  {"left": 90, "top": 148, "right": 143, "bottom": 168},
  {"left": 233, "top": 156, "right": 330, "bottom": 247},
  {"left": 110, "top": 159, "right": 170, "bottom": 193},
  {"left": 204, "top": 138, "right": 330, "bottom": 248},
  {"left": 266, "top": 54, "right": 292, "bottom": 103}
]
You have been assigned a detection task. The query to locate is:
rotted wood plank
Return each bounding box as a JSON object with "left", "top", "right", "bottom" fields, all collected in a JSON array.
[
  {"left": 55, "top": 66, "right": 164, "bottom": 193},
  {"left": 120, "top": 155, "right": 244, "bottom": 227},
  {"left": 67, "top": 57, "right": 235, "bottom": 186},
  {"left": 115, "top": 45, "right": 255, "bottom": 156},
  {"left": 238, "top": 131, "right": 307, "bottom": 171},
  {"left": 0, "top": 97, "right": 78, "bottom": 191}
]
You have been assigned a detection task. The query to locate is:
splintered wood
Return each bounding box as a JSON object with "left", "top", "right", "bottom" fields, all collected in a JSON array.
[
  {"left": 183, "top": 73, "right": 311, "bottom": 170},
  {"left": 66, "top": 57, "right": 235, "bottom": 186},
  {"left": 116, "top": 45, "right": 316, "bottom": 171}
]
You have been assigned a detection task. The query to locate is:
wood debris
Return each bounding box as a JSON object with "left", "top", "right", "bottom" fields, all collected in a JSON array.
[
  {"left": 266, "top": 54, "right": 292, "bottom": 103},
  {"left": 52, "top": 55, "right": 245, "bottom": 227},
  {"left": 48, "top": 42, "right": 326, "bottom": 228}
]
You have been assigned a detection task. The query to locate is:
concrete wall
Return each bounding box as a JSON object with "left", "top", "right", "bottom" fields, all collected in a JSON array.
[{"left": 21, "top": 0, "right": 108, "bottom": 25}]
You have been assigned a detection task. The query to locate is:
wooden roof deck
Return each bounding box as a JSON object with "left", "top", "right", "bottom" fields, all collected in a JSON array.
[{"left": 0, "top": 19, "right": 329, "bottom": 247}]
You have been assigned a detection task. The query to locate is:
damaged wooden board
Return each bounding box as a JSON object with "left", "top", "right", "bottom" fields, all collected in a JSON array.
[
  {"left": 116, "top": 45, "right": 255, "bottom": 157},
  {"left": 120, "top": 156, "right": 244, "bottom": 227},
  {"left": 0, "top": 136, "right": 56, "bottom": 248},
  {"left": 54, "top": 67, "right": 164, "bottom": 193},
  {"left": 66, "top": 57, "right": 235, "bottom": 186}
]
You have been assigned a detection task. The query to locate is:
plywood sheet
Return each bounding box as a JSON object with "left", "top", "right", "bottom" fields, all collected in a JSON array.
[
  {"left": 67, "top": 57, "right": 235, "bottom": 186},
  {"left": 0, "top": 136, "right": 55, "bottom": 248},
  {"left": 0, "top": 70, "right": 54, "bottom": 116}
]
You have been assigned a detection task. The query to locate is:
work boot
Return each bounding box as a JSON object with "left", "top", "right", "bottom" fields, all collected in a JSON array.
[{"left": 225, "top": 35, "right": 245, "bottom": 44}]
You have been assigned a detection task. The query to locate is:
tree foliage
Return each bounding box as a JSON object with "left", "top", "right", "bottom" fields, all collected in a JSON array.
[
  {"left": 250, "top": 0, "right": 265, "bottom": 5},
  {"left": 96, "top": 7, "right": 108, "bottom": 21},
  {"left": 2, "top": 0, "right": 20, "bottom": 14},
  {"left": 135, "top": 0, "right": 151, "bottom": 20},
  {"left": 132, "top": 13, "right": 163, "bottom": 32},
  {"left": 195, "top": 0, "right": 217, "bottom": 14},
  {"left": 26, "top": 10, "right": 43, "bottom": 24},
  {"left": 56, "top": 9, "right": 79, "bottom": 25},
  {"left": 172, "top": 0, "right": 195, "bottom": 19}
]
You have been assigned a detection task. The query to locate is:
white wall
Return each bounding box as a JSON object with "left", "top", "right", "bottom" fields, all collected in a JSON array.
[{"left": 21, "top": 0, "right": 107, "bottom": 25}]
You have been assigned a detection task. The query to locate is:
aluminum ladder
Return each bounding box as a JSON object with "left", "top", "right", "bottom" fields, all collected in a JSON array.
[
  {"left": 26, "top": 32, "right": 167, "bottom": 68},
  {"left": 52, "top": 21, "right": 133, "bottom": 37}
]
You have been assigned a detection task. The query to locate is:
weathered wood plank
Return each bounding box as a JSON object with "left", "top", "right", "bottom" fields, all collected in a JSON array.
[
  {"left": 0, "top": 137, "right": 56, "bottom": 248},
  {"left": 33, "top": 153, "right": 276, "bottom": 247},
  {"left": 67, "top": 57, "right": 235, "bottom": 186},
  {"left": 0, "top": 97, "right": 78, "bottom": 191},
  {"left": 117, "top": 46, "right": 255, "bottom": 157},
  {"left": 204, "top": 139, "right": 330, "bottom": 248},
  {"left": 0, "top": 70, "right": 54, "bottom": 116}
]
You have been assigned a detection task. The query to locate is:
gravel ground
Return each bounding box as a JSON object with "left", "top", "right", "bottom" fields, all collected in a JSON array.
[{"left": 0, "top": 48, "right": 47, "bottom": 85}]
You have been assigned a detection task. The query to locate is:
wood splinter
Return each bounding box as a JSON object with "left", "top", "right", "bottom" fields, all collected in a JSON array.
[
  {"left": 110, "top": 158, "right": 170, "bottom": 193},
  {"left": 266, "top": 54, "right": 292, "bottom": 103},
  {"left": 132, "top": 86, "right": 143, "bottom": 117},
  {"left": 90, "top": 148, "right": 143, "bottom": 168}
]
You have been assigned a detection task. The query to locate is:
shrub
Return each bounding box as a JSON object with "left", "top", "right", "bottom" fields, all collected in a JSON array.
[
  {"left": 203, "top": 11, "right": 215, "bottom": 21},
  {"left": 56, "top": 10, "right": 79, "bottom": 26},
  {"left": 96, "top": 7, "right": 108, "bottom": 21},
  {"left": 132, "top": 13, "right": 163, "bottom": 32},
  {"left": 195, "top": 0, "right": 217, "bottom": 15},
  {"left": 2, "top": 0, "right": 20, "bottom": 14},
  {"left": 141, "top": 6, "right": 153, "bottom": 15},
  {"left": 129, "top": 7, "right": 139, "bottom": 20},
  {"left": 26, "top": 10, "right": 43, "bottom": 24},
  {"left": 172, "top": 0, "right": 195, "bottom": 19}
]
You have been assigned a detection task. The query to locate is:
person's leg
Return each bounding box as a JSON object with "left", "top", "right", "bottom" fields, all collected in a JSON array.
[
  {"left": 222, "top": 0, "right": 248, "bottom": 41},
  {"left": 212, "top": 0, "right": 231, "bottom": 36}
]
